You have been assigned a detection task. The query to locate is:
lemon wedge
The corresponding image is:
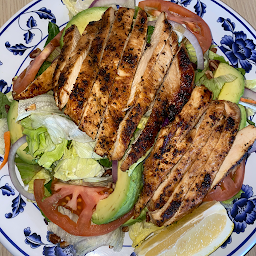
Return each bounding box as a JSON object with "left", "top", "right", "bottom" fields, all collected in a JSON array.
[{"left": 134, "top": 201, "right": 234, "bottom": 256}]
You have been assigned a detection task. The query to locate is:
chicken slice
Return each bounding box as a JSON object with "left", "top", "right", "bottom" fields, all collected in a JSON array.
[
  {"left": 13, "top": 58, "right": 58, "bottom": 100},
  {"left": 64, "top": 8, "right": 115, "bottom": 124},
  {"left": 79, "top": 8, "right": 135, "bottom": 140},
  {"left": 111, "top": 17, "right": 174, "bottom": 160},
  {"left": 94, "top": 9, "right": 148, "bottom": 157},
  {"left": 55, "top": 18, "right": 103, "bottom": 109},
  {"left": 211, "top": 123, "right": 256, "bottom": 188},
  {"left": 53, "top": 25, "right": 81, "bottom": 107},
  {"left": 134, "top": 86, "right": 212, "bottom": 218},
  {"left": 121, "top": 43, "right": 195, "bottom": 171},
  {"left": 147, "top": 101, "right": 226, "bottom": 212},
  {"left": 152, "top": 101, "right": 240, "bottom": 227}
]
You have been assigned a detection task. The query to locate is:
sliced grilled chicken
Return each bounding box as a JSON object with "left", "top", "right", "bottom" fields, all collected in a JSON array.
[
  {"left": 121, "top": 43, "right": 195, "bottom": 171},
  {"left": 79, "top": 8, "right": 135, "bottom": 140},
  {"left": 64, "top": 8, "right": 115, "bottom": 124},
  {"left": 55, "top": 19, "right": 103, "bottom": 109},
  {"left": 53, "top": 25, "right": 81, "bottom": 107},
  {"left": 111, "top": 17, "right": 174, "bottom": 160},
  {"left": 134, "top": 86, "right": 212, "bottom": 218},
  {"left": 125, "top": 12, "right": 169, "bottom": 110},
  {"left": 147, "top": 101, "right": 226, "bottom": 212},
  {"left": 94, "top": 9, "right": 148, "bottom": 157},
  {"left": 13, "top": 58, "right": 58, "bottom": 100},
  {"left": 211, "top": 122, "right": 256, "bottom": 188},
  {"left": 153, "top": 101, "right": 240, "bottom": 227}
]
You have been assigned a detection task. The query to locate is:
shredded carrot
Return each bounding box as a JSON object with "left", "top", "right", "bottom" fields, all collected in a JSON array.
[
  {"left": 240, "top": 97, "right": 256, "bottom": 105},
  {"left": 0, "top": 131, "right": 11, "bottom": 170}
]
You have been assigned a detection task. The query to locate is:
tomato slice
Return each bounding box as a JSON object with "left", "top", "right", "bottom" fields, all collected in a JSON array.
[
  {"left": 34, "top": 179, "right": 134, "bottom": 236},
  {"left": 203, "top": 159, "right": 246, "bottom": 202},
  {"left": 13, "top": 29, "right": 63, "bottom": 95},
  {"left": 138, "top": 0, "right": 212, "bottom": 53}
]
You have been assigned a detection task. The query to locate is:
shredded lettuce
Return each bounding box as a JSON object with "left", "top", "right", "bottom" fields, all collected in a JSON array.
[
  {"left": 0, "top": 118, "right": 8, "bottom": 154},
  {"left": 62, "top": 0, "right": 94, "bottom": 18},
  {"left": 22, "top": 124, "right": 68, "bottom": 169},
  {"left": 72, "top": 140, "right": 102, "bottom": 159},
  {"left": 17, "top": 94, "right": 93, "bottom": 144},
  {"left": 185, "top": 43, "right": 197, "bottom": 63},
  {"left": 27, "top": 168, "right": 51, "bottom": 196},
  {"left": 15, "top": 157, "right": 43, "bottom": 186},
  {"left": 196, "top": 72, "right": 237, "bottom": 99},
  {"left": 245, "top": 79, "right": 256, "bottom": 91},
  {"left": 54, "top": 145, "right": 104, "bottom": 181}
]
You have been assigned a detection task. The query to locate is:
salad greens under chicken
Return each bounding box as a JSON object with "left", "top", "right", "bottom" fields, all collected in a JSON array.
[{"left": 1, "top": 0, "right": 256, "bottom": 255}]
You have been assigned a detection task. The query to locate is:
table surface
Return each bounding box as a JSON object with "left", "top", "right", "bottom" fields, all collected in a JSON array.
[{"left": 1, "top": 0, "right": 256, "bottom": 255}]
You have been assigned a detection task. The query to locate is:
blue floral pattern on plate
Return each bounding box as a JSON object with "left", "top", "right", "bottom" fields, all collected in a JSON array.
[
  {"left": 217, "top": 17, "right": 256, "bottom": 73},
  {"left": 1, "top": 0, "right": 256, "bottom": 255}
]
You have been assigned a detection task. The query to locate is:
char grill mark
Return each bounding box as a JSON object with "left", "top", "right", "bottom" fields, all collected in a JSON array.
[
  {"left": 147, "top": 101, "right": 226, "bottom": 212},
  {"left": 94, "top": 9, "right": 148, "bottom": 157},
  {"left": 13, "top": 58, "right": 58, "bottom": 100},
  {"left": 134, "top": 86, "right": 212, "bottom": 218},
  {"left": 79, "top": 8, "right": 135, "bottom": 140},
  {"left": 53, "top": 25, "right": 81, "bottom": 107},
  {"left": 120, "top": 43, "right": 194, "bottom": 172},
  {"left": 111, "top": 15, "right": 174, "bottom": 161},
  {"left": 64, "top": 8, "right": 115, "bottom": 125}
]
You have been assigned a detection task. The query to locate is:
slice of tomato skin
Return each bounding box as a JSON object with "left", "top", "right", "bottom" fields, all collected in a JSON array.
[
  {"left": 138, "top": 0, "right": 212, "bottom": 53},
  {"left": 34, "top": 179, "right": 134, "bottom": 236},
  {"left": 203, "top": 159, "right": 246, "bottom": 202}
]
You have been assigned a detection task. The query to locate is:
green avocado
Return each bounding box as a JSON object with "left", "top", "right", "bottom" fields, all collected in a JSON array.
[
  {"left": 60, "top": 7, "right": 108, "bottom": 47},
  {"left": 92, "top": 162, "right": 143, "bottom": 224},
  {"left": 238, "top": 104, "right": 247, "bottom": 130},
  {"left": 7, "top": 100, "right": 35, "bottom": 164},
  {"left": 214, "top": 63, "right": 245, "bottom": 103}
]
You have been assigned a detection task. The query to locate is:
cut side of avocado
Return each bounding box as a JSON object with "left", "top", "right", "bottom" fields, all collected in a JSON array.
[
  {"left": 92, "top": 162, "right": 143, "bottom": 224},
  {"left": 238, "top": 104, "right": 247, "bottom": 130},
  {"left": 60, "top": 7, "right": 108, "bottom": 47},
  {"left": 214, "top": 63, "right": 245, "bottom": 103},
  {"left": 7, "top": 100, "right": 35, "bottom": 164}
]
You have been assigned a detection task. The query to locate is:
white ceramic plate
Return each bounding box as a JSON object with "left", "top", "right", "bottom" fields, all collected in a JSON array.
[{"left": 1, "top": 0, "right": 256, "bottom": 255}]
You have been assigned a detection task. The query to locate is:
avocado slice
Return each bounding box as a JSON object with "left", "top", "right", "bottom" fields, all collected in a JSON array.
[
  {"left": 7, "top": 101, "right": 35, "bottom": 164},
  {"left": 60, "top": 7, "right": 108, "bottom": 47},
  {"left": 214, "top": 63, "right": 245, "bottom": 103},
  {"left": 92, "top": 162, "right": 143, "bottom": 224},
  {"left": 238, "top": 104, "right": 247, "bottom": 130}
]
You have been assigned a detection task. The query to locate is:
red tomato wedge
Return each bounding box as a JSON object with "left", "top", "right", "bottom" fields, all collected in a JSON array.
[
  {"left": 204, "top": 159, "right": 246, "bottom": 202},
  {"left": 34, "top": 179, "right": 134, "bottom": 236},
  {"left": 138, "top": 0, "right": 212, "bottom": 53},
  {"left": 13, "top": 29, "right": 63, "bottom": 95}
]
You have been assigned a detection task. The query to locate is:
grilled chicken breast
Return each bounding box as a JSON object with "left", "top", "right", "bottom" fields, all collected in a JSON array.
[
  {"left": 13, "top": 58, "right": 58, "bottom": 100},
  {"left": 64, "top": 8, "right": 115, "bottom": 124},
  {"left": 147, "top": 101, "right": 226, "bottom": 212},
  {"left": 55, "top": 19, "right": 102, "bottom": 110},
  {"left": 134, "top": 86, "right": 212, "bottom": 218},
  {"left": 53, "top": 25, "right": 81, "bottom": 107},
  {"left": 79, "top": 8, "right": 135, "bottom": 140},
  {"left": 94, "top": 9, "right": 148, "bottom": 157},
  {"left": 152, "top": 101, "right": 240, "bottom": 226},
  {"left": 111, "top": 16, "right": 174, "bottom": 160},
  {"left": 120, "top": 44, "right": 194, "bottom": 171}
]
